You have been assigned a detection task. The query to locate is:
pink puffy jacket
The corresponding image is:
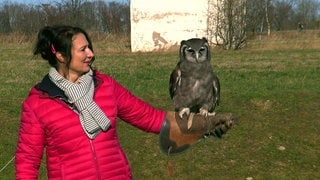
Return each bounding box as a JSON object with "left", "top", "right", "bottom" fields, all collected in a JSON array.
[{"left": 15, "top": 70, "right": 166, "bottom": 179}]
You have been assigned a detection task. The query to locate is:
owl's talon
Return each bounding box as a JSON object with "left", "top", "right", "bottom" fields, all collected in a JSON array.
[
  {"left": 187, "top": 113, "right": 194, "bottom": 129},
  {"left": 199, "top": 108, "right": 209, "bottom": 117},
  {"left": 179, "top": 108, "right": 190, "bottom": 119}
]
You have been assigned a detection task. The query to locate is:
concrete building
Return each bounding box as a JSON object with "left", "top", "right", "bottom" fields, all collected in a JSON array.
[{"left": 130, "top": 0, "right": 217, "bottom": 52}]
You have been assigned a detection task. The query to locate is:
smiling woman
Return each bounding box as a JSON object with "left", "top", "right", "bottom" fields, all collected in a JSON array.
[{"left": 14, "top": 25, "right": 167, "bottom": 179}]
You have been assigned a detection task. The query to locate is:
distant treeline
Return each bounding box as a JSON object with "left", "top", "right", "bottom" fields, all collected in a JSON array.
[
  {"left": 0, "top": 0, "right": 319, "bottom": 35},
  {"left": 246, "top": 0, "right": 320, "bottom": 32},
  {"left": 0, "top": 0, "right": 130, "bottom": 35}
]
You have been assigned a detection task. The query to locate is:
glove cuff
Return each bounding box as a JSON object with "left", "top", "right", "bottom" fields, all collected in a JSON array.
[{"left": 159, "top": 112, "right": 199, "bottom": 155}]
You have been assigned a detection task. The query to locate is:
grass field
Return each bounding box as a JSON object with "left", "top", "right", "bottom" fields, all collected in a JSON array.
[{"left": 0, "top": 31, "right": 319, "bottom": 179}]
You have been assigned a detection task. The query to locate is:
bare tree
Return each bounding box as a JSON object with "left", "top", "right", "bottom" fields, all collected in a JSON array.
[
  {"left": 0, "top": 4, "right": 12, "bottom": 33},
  {"left": 265, "top": 0, "right": 271, "bottom": 36},
  {"left": 209, "top": 0, "right": 247, "bottom": 50},
  {"left": 272, "top": 0, "right": 295, "bottom": 30},
  {"left": 98, "top": 2, "right": 130, "bottom": 34},
  {"left": 295, "top": 0, "right": 320, "bottom": 29}
]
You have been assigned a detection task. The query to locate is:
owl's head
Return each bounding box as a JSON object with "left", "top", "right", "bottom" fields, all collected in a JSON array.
[{"left": 180, "top": 37, "right": 210, "bottom": 63}]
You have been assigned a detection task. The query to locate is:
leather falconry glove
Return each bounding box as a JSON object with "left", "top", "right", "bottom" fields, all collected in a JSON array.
[{"left": 159, "top": 111, "right": 236, "bottom": 155}]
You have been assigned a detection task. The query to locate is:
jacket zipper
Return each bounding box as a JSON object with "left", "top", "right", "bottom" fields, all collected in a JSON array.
[{"left": 90, "top": 139, "right": 101, "bottom": 180}]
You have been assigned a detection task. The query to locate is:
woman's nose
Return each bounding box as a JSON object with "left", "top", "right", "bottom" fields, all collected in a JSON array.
[{"left": 87, "top": 48, "right": 94, "bottom": 57}]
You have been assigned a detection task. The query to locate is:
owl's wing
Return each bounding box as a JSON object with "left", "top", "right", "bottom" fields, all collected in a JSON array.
[
  {"left": 169, "top": 66, "right": 181, "bottom": 99},
  {"left": 212, "top": 73, "right": 220, "bottom": 108}
]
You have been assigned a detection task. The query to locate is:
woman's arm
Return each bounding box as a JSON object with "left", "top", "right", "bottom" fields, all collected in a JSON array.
[
  {"left": 114, "top": 79, "right": 166, "bottom": 133},
  {"left": 15, "top": 99, "right": 45, "bottom": 179}
]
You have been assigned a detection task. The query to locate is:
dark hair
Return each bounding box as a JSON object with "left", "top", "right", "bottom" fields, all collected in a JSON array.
[{"left": 33, "top": 25, "right": 94, "bottom": 68}]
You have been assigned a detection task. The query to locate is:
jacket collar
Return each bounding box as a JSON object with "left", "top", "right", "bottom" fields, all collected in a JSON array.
[{"left": 36, "top": 70, "right": 99, "bottom": 100}]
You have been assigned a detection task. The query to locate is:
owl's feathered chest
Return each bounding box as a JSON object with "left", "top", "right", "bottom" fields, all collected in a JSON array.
[
  {"left": 179, "top": 61, "right": 213, "bottom": 79},
  {"left": 174, "top": 61, "right": 214, "bottom": 97}
]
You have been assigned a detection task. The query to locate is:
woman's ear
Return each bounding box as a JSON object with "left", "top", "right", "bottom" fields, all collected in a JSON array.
[{"left": 55, "top": 52, "right": 65, "bottom": 64}]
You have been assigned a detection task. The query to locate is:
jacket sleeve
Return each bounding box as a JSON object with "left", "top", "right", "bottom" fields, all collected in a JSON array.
[
  {"left": 113, "top": 79, "right": 166, "bottom": 133},
  {"left": 15, "top": 99, "right": 45, "bottom": 179}
]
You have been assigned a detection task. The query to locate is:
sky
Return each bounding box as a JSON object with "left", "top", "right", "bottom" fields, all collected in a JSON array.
[
  {"left": 5, "top": 0, "right": 127, "bottom": 5},
  {"left": 9, "top": 0, "right": 51, "bottom": 4}
]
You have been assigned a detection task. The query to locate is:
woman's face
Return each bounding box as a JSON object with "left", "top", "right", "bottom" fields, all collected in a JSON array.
[{"left": 64, "top": 33, "right": 94, "bottom": 82}]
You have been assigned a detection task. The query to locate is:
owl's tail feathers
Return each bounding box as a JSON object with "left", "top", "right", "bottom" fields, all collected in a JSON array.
[{"left": 159, "top": 111, "right": 237, "bottom": 155}]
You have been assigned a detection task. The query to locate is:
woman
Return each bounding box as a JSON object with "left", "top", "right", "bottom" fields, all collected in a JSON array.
[
  {"left": 15, "top": 25, "right": 233, "bottom": 179},
  {"left": 15, "top": 25, "right": 166, "bottom": 179}
]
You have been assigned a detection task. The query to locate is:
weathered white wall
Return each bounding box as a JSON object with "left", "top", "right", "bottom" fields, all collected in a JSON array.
[{"left": 130, "top": 0, "right": 210, "bottom": 52}]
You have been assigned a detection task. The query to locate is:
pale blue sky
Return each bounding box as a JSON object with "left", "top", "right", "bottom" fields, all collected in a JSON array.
[
  {"left": 5, "top": 0, "right": 126, "bottom": 5},
  {"left": 8, "top": 0, "right": 50, "bottom": 4}
]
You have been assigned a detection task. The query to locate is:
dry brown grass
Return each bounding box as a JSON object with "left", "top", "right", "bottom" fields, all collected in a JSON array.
[
  {"left": 0, "top": 32, "right": 37, "bottom": 44},
  {"left": 88, "top": 31, "right": 131, "bottom": 53},
  {"left": 246, "top": 30, "right": 320, "bottom": 50},
  {"left": 2, "top": 29, "right": 320, "bottom": 53},
  {"left": 0, "top": 31, "right": 132, "bottom": 54}
]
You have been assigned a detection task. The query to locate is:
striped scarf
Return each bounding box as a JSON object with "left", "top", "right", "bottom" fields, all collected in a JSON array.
[{"left": 49, "top": 67, "right": 111, "bottom": 139}]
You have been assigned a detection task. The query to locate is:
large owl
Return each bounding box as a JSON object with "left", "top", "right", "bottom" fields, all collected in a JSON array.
[{"left": 169, "top": 37, "right": 220, "bottom": 119}]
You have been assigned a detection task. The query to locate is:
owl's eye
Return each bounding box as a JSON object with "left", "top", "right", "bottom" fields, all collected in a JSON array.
[
  {"left": 186, "top": 47, "right": 194, "bottom": 53},
  {"left": 199, "top": 47, "right": 206, "bottom": 52}
]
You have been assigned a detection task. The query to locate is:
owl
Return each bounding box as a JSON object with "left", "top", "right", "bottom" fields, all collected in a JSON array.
[{"left": 169, "top": 37, "right": 220, "bottom": 119}]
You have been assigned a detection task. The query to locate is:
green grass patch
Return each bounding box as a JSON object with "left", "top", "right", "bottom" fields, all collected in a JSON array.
[{"left": 0, "top": 41, "right": 319, "bottom": 179}]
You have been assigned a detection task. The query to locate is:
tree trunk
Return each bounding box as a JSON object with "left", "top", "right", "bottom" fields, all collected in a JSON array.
[{"left": 265, "top": 0, "right": 271, "bottom": 36}]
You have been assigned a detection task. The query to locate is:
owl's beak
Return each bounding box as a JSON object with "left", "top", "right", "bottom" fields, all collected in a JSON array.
[{"left": 195, "top": 52, "right": 199, "bottom": 62}]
